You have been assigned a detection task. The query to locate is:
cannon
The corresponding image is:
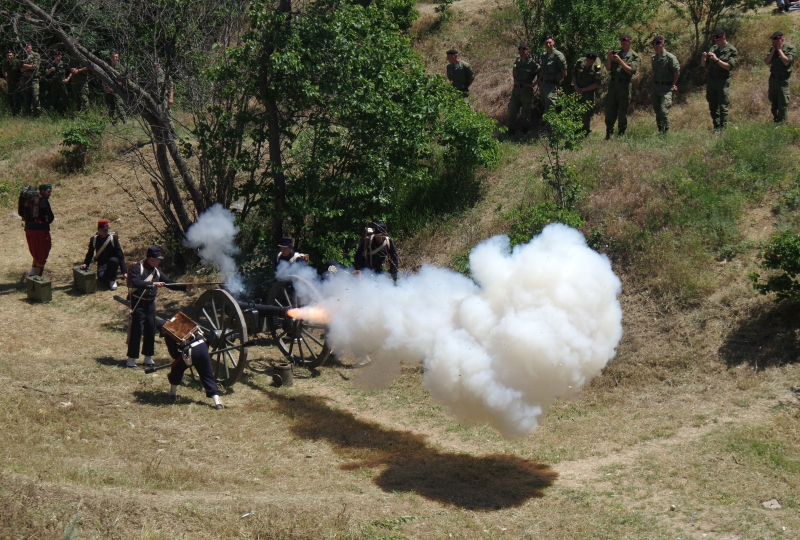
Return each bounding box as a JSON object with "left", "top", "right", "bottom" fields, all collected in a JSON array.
[{"left": 115, "top": 275, "right": 331, "bottom": 387}]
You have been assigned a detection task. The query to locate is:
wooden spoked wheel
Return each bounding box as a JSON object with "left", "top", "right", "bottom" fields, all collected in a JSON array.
[
  {"left": 191, "top": 289, "right": 249, "bottom": 386},
  {"left": 266, "top": 277, "right": 331, "bottom": 369}
]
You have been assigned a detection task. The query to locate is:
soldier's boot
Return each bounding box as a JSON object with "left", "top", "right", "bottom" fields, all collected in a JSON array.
[
  {"left": 143, "top": 356, "right": 155, "bottom": 366},
  {"left": 212, "top": 395, "right": 223, "bottom": 410},
  {"left": 605, "top": 128, "right": 613, "bottom": 140},
  {"left": 168, "top": 384, "right": 178, "bottom": 401},
  {"left": 126, "top": 358, "right": 138, "bottom": 368},
  {"left": 719, "top": 114, "right": 728, "bottom": 130}
]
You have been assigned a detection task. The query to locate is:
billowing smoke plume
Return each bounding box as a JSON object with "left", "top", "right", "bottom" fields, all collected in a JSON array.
[
  {"left": 184, "top": 204, "right": 243, "bottom": 294},
  {"left": 291, "top": 224, "right": 622, "bottom": 437}
]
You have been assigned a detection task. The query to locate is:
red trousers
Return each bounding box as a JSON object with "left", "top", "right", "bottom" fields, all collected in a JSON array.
[{"left": 25, "top": 229, "right": 51, "bottom": 266}]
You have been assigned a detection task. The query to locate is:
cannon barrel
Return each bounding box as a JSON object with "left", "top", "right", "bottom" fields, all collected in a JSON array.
[{"left": 237, "top": 299, "right": 290, "bottom": 318}]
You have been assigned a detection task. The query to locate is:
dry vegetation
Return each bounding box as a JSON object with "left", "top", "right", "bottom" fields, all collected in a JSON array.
[{"left": 1, "top": 2, "right": 800, "bottom": 539}]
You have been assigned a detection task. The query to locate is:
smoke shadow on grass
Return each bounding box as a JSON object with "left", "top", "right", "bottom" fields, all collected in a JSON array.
[
  {"left": 258, "top": 392, "right": 557, "bottom": 510},
  {"left": 719, "top": 301, "right": 800, "bottom": 370}
]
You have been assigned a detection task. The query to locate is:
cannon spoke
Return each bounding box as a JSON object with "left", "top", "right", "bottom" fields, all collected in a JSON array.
[
  {"left": 267, "top": 278, "right": 331, "bottom": 369},
  {"left": 192, "top": 289, "right": 248, "bottom": 387}
]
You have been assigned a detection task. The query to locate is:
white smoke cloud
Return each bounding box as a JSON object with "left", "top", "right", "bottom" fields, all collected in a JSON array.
[
  {"left": 183, "top": 204, "right": 243, "bottom": 294},
  {"left": 290, "top": 224, "right": 622, "bottom": 437}
]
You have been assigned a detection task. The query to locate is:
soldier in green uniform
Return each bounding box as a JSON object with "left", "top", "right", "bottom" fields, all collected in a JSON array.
[
  {"left": 66, "top": 46, "right": 90, "bottom": 112},
  {"left": 19, "top": 42, "right": 41, "bottom": 116},
  {"left": 507, "top": 42, "right": 539, "bottom": 135},
  {"left": 605, "top": 35, "right": 638, "bottom": 139},
  {"left": 2, "top": 50, "right": 22, "bottom": 115},
  {"left": 446, "top": 49, "right": 475, "bottom": 98},
  {"left": 572, "top": 51, "right": 602, "bottom": 136},
  {"left": 650, "top": 36, "right": 681, "bottom": 134},
  {"left": 103, "top": 51, "right": 128, "bottom": 125},
  {"left": 537, "top": 34, "right": 568, "bottom": 114},
  {"left": 765, "top": 31, "right": 796, "bottom": 123},
  {"left": 44, "top": 50, "right": 70, "bottom": 114},
  {"left": 702, "top": 29, "right": 738, "bottom": 131}
]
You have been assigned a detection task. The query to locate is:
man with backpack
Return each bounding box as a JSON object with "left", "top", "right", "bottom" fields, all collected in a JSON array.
[
  {"left": 354, "top": 221, "right": 399, "bottom": 281},
  {"left": 18, "top": 184, "right": 54, "bottom": 277}
]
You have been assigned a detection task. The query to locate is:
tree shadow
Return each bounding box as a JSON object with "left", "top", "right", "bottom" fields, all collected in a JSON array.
[
  {"left": 258, "top": 392, "right": 557, "bottom": 510},
  {"left": 718, "top": 301, "right": 800, "bottom": 369}
]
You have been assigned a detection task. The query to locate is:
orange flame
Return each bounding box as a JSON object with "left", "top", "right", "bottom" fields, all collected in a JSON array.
[{"left": 286, "top": 306, "right": 331, "bottom": 324}]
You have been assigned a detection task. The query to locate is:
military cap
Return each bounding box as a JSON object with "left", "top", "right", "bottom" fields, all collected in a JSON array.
[
  {"left": 712, "top": 29, "right": 725, "bottom": 38},
  {"left": 98, "top": 219, "right": 110, "bottom": 228},
  {"left": 543, "top": 34, "right": 554, "bottom": 42},
  {"left": 446, "top": 49, "right": 458, "bottom": 55},
  {"left": 652, "top": 36, "right": 665, "bottom": 44},
  {"left": 39, "top": 183, "right": 52, "bottom": 191},
  {"left": 518, "top": 42, "right": 529, "bottom": 50},
  {"left": 6, "top": 49, "right": 14, "bottom": 55},
  {"left": 277, "top": 235, "right": 294, "bottom": 248},
  {"left": 371, "top": 221, "right": 388, "bottom": 234},
  {"left": 146, "top": 246, "right": 164, "bottom": 259},
  {"left": 772, "top": 31, "right": 784, "bottom": 39},
  {"left": 620, "top": 35, "right": 632, "bottom": 42},
  {"left": 585, "top": 51, "right": 598, "bottom": 58}
]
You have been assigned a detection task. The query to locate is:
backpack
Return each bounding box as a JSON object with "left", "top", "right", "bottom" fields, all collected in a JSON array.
[{"left": 17, "top": 185, "right": 39, "bottom": 221}]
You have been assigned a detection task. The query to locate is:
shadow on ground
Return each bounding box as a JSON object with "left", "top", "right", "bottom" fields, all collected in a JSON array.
[
  {"left": 246, "top": 390, "right": 557, "bottom": 510},
  {"left": 719, "top": 300, "right": 800, "bottom": 369}
]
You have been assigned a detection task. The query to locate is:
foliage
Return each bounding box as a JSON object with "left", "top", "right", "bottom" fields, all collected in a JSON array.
[
  {"left": 434, "top": 0, "right": 460, "bottom": 22},
  {"left": 750, "top": 232, "right": 800, "bottom": 303},
  {"left": 59, "top": 114, "right": 108, "bottom": 172},
  {"left": 505, "top": 201, "right": 585, "bottom": 247},
  {"left": 514, "top": 0, "right": 659, "bottom": 66},
  {"left": 666, "top": 0, "right": 760, "bottom": 60},
  {"left": 541, "top": 92, "right": 590, "bottom": 209},
  {"left": 192, "top": 0, "right": 499, "bottom": 269}
]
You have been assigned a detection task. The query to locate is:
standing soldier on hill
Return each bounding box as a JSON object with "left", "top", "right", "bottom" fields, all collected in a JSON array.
[
  {"left": 44, "top": 50, "right": 70, "bottom": 114},
  {"left": 19, "top": 42, "right": 41, "bottom": 116},
  {"left": 2, "top": 50, "right": 22, "bottom": 115},
  {"left": 66, "top": 45, "right": 90, "bottom": 113},
  {"left": 507, "top": 42, "right": 539, "bottom": 135},
  {"left": 650, "top": 36, "right": 681, "bottom": 134},
  {"left": 537, "top": 34, "right": 568, "bottom": 115},
  {"left": 605, "top": 35, "right": 639, "bottom": 139},
  {"left": 80, "top": 219, "right": 128, "bottom": 290},
  {"left": 126, "top": 246, "right": 194, "bottom": 368},
  {"left": 103, "top": 51, "right": 127, "bottom": 125},
  {"left": 572, "top": 51, "right": 602, "bottom": 136},
  {"left": 446, "top": 49, "right": 475, "bottom": 99},
  {"left": 702, "top": 29, "right": 738, "bottom": 131},
  {"left": 354, "top": 221, "right": 400, "bottom": 282},
  {"left": 765, "top": 31, "right": 796, "bottom": 123}
]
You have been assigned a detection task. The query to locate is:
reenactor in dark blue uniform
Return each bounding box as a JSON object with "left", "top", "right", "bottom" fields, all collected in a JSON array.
[
  {"left": 157, "top": 316, "right": 223, "bottom": 409},
  {"left": 276, "top": 236, "right": 309, "bottom": 265},
  {"left": 125, "top": 246, "right": 193, "bottom": 368},
  {"left": 80, "top": 219, "right": 127, "bottom": 290},
  {"left": 354, "top": 221, "right": 399, "bottom": 281}
]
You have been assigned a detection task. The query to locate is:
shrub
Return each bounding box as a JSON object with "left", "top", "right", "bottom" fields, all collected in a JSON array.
[
  {"left": 60, "top": 115, "right": 108, "bottom": 172},
  {"left": 750, "top": 231, "right": 800, "bottom": 303}
]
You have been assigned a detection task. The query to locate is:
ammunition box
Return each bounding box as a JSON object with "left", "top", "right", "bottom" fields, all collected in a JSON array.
[
  {"left": 73, "top": 266, "right": 97, "bottom": 294},
  {"left": 26, "top": 275, "right": 52, "bottom": 303}
]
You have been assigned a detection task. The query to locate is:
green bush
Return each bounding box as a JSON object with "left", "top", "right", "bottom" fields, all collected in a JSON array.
[
  {"left": 750, "top": 231, "right": 800, "bottom": 303},
  {"left": 505, "top": 201, "right": 585, "bottom": 247},
  {"left": 60, "top": 115, "right": 108, "bottom": 172}
]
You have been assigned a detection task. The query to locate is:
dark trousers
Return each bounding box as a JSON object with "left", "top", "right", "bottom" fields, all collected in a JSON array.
[
  {"left": 167, "top": 341, "right": 220, "bottom": 397},
  {"left": 97, "top": 257, "right": 121, "bottom": 282},
  {"left": 127, "top": 299, "right": 156, "bottom": 358}
]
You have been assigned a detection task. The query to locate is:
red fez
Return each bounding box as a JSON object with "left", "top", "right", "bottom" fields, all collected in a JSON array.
[{"left": 98, "top": 219, "right": 110, "bottom": 228}]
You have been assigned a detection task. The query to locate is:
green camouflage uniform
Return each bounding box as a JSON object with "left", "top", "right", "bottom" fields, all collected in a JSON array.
[
  {"left": 706, "top": 43, "right": 737, "bottom": 129},
  {"left": 70, "top": 57, "right": 90, "bottom": 112},
  {"left": 20, "top": 50, "right": 41, "bottom": 116},
  {"left": 46, "top": 55, "right": 70, "bottom": 114},
  {"left": 446, "top": 60, "right": 474, "bottom": 98},
  {"left": 651, "top": 50, "right": 680, "bottom": 133},
  {"left": 507, "top": 55, "right": 540, "bottom": 132},
  {"left": 104, "top": 61, "right": 127, "bottom": 124},
  {"left": 768, "top": 43, "right": 796, "bottom": 123},
  {"left": 573, "top": 57, "right": 602, "bottom": 135},
  {"left": 539, "top": 48, "right": 567, "bottom": 113},
  {"left": 2, "top": 57, "right": 22, "bottom": 115},
  {"left": 605, "top": 49, "right": 638, "bottom": 136}
]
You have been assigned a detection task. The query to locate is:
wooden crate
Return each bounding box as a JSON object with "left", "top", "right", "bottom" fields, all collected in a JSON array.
[
  {"left": 26, "top": 275, "right": 52, "bottom": 303},
  {"left": 73, "top": 266, "right": 97, "bottom": 294}
]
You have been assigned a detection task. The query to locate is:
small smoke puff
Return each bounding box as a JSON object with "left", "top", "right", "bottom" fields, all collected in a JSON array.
[
  {"left": 317, "top": 224, "right": 622, "bottom": 437},
  {"left": 184, "top": 204, "right": 243, "bottom": 294}
]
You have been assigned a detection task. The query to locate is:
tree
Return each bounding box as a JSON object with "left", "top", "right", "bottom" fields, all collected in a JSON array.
[
  {"left": 515, "top": 0, "right": 659, "bottom": 68},
  {"left": 667, "top": 0, "right": 759, "bottom": 61},
  {"left": 750, "top": 232, "right": 800, "bottom": 303}
]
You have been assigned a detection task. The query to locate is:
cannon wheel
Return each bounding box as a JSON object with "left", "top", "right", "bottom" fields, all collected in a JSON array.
[
  {"left": 267, "top": 276, "right": 331, "bottom": 369},
  {"left": 191, "top": 289, "right": 249, "bottom": 386}
]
